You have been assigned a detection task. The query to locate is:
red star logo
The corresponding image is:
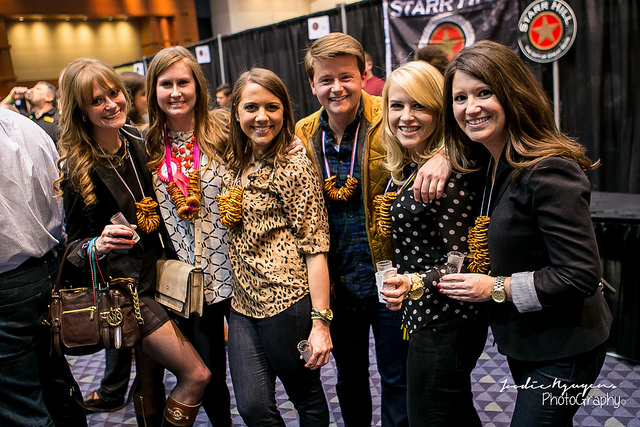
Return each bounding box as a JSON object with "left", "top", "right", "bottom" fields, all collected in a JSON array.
[
  {"left": 429, "top": 23, "right": 465, "bottom": 59},
  {"left": 529, "top": 12, "right": 563, "bottom": 50}
]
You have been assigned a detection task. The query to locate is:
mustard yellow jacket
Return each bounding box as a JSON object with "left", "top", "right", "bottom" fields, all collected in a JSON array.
[{"left": 295, "top": 90, "right": 393, "bottom": 266}]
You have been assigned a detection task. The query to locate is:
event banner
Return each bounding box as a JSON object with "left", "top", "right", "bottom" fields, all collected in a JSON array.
[{"left": 383, "top": 0, "right": 520, "bottom": 72}]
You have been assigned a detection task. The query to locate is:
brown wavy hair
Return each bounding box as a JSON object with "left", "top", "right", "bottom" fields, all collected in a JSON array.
[
  {"left": 146, "top": 46, "right": 229, "bottom": 171},
  {"left": 442, "top": 40, "right": 598, "bottom": 176},
  {"left": 227, "top": 67, "right": 295, "bottom": 173},
  {"left": 54, "top": 58, "right": 129, "bottom": 207}
]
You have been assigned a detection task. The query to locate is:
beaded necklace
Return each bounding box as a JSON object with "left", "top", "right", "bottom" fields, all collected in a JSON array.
[
  {"left": 216, "top": 155, "right": 265, "bottom": 228},
  {"left": 100, "top": 133, "right": 160, "bottom": 233},
  {"left": 374, "top": 168, "right": 417, "bottom": 238},
  {"left": 217, "top": 170, "right": 244, "bottom": 228},
  {"left": 467, "top": 159, "right": 494, "bottom": 274},
  {"left": 157, "top": 125, "right": 201, "bottom": 220},
  {"left": 322, "top": 124, "right": 360, "bottom": 201}
]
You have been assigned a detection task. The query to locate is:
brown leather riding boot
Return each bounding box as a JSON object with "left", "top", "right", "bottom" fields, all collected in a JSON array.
[
  {"left": 162, "top": 395, "right": 202, "bottom": 426},
  {"left": 133, "top": 388, "right": 165, "bottom": 427}
]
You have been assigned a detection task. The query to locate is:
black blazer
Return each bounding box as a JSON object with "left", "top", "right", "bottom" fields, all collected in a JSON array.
[
  {"left": 486, "top": 153, "right": 611, "bottom": 361},
  {"left": 62, "top": 127, "right": 164, "bottom": 294}
]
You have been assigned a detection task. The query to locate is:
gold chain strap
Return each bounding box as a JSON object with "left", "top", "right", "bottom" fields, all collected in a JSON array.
[{"left": 128, "top": 282, "right": 144, "bottom": 325}]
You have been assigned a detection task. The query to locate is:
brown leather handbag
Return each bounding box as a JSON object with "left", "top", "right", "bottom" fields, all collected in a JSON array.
[{"left": 48, "top": 239, "right": 144, "bottom": 356}]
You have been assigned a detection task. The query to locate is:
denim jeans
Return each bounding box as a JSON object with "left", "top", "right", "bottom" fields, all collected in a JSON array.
[
  {"left": 0, "top": 250, "right": 86, "bottom": 427},
  {"left": 175, "top": 298, "right": 231, "bottom": 427},
  {"left": 507, "top": 341, "right": 608, "bottom": 427},
  {"left": 228, "top": 295, "right": 329, "bottom": 426},
  {"left": 97, "top": 348, "right": 133, "bottom": 403},
  {"left": 406, "top": 316, "right": 488, "bottom": 426},
  {"left": 330, "top": 295, "right": 409, "bottom": 427}
]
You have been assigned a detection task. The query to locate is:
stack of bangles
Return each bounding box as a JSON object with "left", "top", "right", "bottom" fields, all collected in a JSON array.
[
  {"left": 93, "top": 238, "right": 105, "bottom": 257},
  {"left": 311, "top": 308, "right": 333, "bottom": 322}
]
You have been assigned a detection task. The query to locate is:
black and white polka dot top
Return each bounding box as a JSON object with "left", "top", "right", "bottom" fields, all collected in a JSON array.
[{"left": 389, "top": 164, "right": 483, "bottom": 334}]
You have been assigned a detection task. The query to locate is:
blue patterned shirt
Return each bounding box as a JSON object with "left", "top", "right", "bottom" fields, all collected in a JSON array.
[{"left": 319, "top": 104, "right": 377, "bottom": 299}]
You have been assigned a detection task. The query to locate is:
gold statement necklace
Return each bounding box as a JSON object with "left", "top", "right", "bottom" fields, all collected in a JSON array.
[
  {"left": 101, "top": 133, "right": 160, "bottom": 233},
  {"left": 157, "top": 126, "right": 201, "bottom": 220},
  {"left": 373, "top": 169, "right": 417, "bottom": 238},
  {"left": 322, "top": 124, "right": 360, "bottom": 201},
  {"left": 467, "top": 160, "right": 494, "bottom": 274},
  {"left": 216, "top": 169, "right": 244, "bottom": 228},
  {"left": 217, "top": 155, "right": 265, "bottom": 228}
]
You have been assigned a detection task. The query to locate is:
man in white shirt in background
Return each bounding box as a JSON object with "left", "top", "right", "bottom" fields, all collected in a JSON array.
[{"left": 0, "top": 108, "right": 85, "bottom": 426}]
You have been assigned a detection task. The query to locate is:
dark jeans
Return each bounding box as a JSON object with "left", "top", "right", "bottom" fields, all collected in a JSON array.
[
  {"left": 96, "top": 348, "right": 133, "bottom": 403},
  {"left": 0, "top": 250, "right": 86, "bottom": 427},
  {"left": 507, "top": 341, "right": 608, "bottom": 427},
  {"left": 407, "top": 316, "right": 488, "bottom": 426},
  {"left": 228, "top": 295, "right": 329, "bottom": 426},
  {"left": 330, "top": 295, "right": 409, "bottom": 427},
  {"left": 175, "top": 298, "right": 231, "bottom": 427}
]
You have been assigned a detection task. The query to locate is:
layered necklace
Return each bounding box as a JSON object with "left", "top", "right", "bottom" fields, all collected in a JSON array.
[
  {"left": 467, "top": 159, "right": 494, "bottom": 274},
  {"left": 216, "top": 155, "right": 263, "bottom": 228},
  {"left": 100, "top": 133, "right": 160, "bottom": 234},
  {"left": 322, "top": 124, "right": 360, "bottom": 201},
  {"left": 157, "top": 126, "right": 201, "bottom": 220},
  {"left": 217, "top": 170, "right": 244, "bottom": 228},
  {"left": 374, "top": 168, "right": 417, "bottom": 238}
]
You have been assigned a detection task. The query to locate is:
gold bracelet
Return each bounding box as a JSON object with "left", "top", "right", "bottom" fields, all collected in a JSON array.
[
  {"left": 406, "top": 273, "right": 425, "bottom": 300},
  {"left": 311, "top": 308, "right": 333, "bottom": 322}
]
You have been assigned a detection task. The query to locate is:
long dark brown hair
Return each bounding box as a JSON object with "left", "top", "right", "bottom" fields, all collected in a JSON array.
[
  {"left": 226, "top": 67, "right": 295, "bottom": 172},
  {"left": 443, "top": 40, "right": 598, "bottom": 176}
]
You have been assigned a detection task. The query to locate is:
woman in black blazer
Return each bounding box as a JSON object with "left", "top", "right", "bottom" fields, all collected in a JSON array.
[
  {"left": 438, "top": 41, "right": 612, "bottom": 426},
  {"left": 55, "top": 58, "right": 209, "bottom": 426}
]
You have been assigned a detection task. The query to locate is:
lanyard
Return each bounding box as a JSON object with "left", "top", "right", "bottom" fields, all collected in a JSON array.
[{"left": 321, "top": 123, "right": 360, "bottom": 179}]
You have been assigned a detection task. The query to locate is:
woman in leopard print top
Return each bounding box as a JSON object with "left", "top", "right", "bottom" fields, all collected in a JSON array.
[{"left": 222, "top": 67, "right": 332, "bottom": 426}]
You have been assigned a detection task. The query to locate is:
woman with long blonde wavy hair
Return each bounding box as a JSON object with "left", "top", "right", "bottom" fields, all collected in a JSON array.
[
  {"left": 378, "top": 60, "right": 487, "bottom": 426},
  {"left": 55, "top": 57, "right": 210, "bottom": 427}
]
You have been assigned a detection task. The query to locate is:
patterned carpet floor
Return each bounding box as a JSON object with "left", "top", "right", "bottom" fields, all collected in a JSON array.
[{"left": 69, "top": 331, "right": 640, "bottom": 426}]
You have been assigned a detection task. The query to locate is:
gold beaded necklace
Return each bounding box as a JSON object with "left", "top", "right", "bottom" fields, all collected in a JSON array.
[
  {"left": 467, "top": 160, "right": 494, "bottom": 274},
  {"left": 322, "top": 124, "right": 360, "bottom": 201},
  {"left": 374, "top": 169, "right": 417, "bottom": 238},
  {"left": 100, "top": 133, "right": 160, "bottom": 234},
  {"left": 157, "top": 126, "right": 201, "bottom": 220},
  {"left": 217, "top": 156, "right": 265, "bottom": 228},
  {"left": 217, "top": 170, "right": 244, "bottom": 228}
]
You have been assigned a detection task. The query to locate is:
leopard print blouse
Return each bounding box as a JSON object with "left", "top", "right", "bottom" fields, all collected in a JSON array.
[{"left": 222, "top": 152, "right": 330, "bottom": 318}]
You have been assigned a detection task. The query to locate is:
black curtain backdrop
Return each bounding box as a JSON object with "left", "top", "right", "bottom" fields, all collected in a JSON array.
[
  {"left": 116, "top": 0, "right": 638, "bottom": 194},
  {"left": 217, "top": 10, "right": 342, "bottom": 119},
  {"left": 524, "top": 0, "right": 640, "bottom": 194}
]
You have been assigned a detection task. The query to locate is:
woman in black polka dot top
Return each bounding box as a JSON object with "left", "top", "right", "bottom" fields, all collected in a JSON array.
[{"left": 377, "top": 61, "right": 488, "bottom": 426}]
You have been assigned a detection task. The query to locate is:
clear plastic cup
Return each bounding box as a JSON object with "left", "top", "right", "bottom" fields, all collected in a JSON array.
[
  {"left": 376, "top": 260, "right": 397, "bottom": 303},
  {"left": 110, "top": 212, "right": 140, "bottom": 243},
  {"left": 444, "top": 251, "right": 465, "bottom": 274},
  {"left": 297, "top": 340, "right": 313, "bottom": 362}
]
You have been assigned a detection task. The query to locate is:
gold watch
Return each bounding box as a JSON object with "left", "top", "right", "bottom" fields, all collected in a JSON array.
[
  {"left": 406, "top": 273, "right": 425, "bottom": 300},
  {"left": 311, "top": 308, "right": 333, "bottom": 322},
  {"left": 491, "top": 276, "right": 506, "bottom": 303}
]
